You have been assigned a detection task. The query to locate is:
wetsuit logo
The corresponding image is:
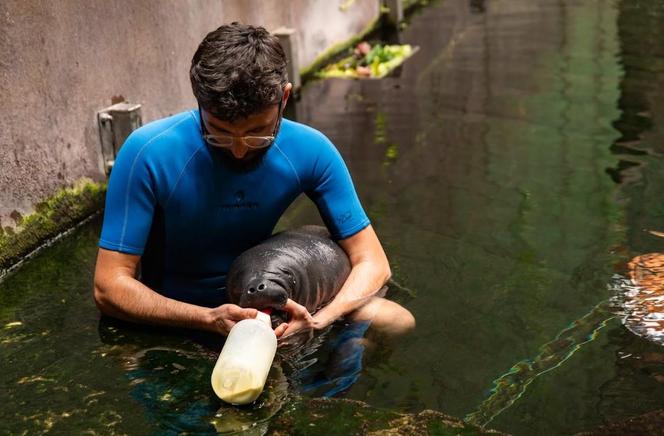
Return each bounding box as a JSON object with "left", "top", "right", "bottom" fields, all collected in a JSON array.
[
  {"left": 337, "top": 211, "right": 352, "bottom": 224},
  {"left": 219, "top": 190, "right": 258, "bottom": 210}
]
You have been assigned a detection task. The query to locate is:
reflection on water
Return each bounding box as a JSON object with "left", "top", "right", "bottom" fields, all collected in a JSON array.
[
  {"left": 0, "top": 222, "right": 145, "bottom": 434},
  {"left": 2, "top": 0, "right": 664, "bottom": 434},
  {"left": 466, "top": 300, "right": 615, "bottom": 428},
  {"left": 99, "top": 317, "right": 290, "bottom": 435},
  {"left": 120, "top": 346, "right": 288, "bottom": 435}
]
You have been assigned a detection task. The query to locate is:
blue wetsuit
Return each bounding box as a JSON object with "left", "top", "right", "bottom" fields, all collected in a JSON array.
[{"left": 99, "top": 110, "right": 370, "bottom": 307}]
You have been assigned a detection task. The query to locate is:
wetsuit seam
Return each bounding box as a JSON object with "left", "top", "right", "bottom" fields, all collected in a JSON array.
[
  {"left": 164, "top": 143, "right": 206, "bottom": 208},
  {"left": 119, "top": 116, "right": 190, "bottom": 247},
  {"left": 188, "top": 110, "right": 201, "bottom": 132},
  {"left": 274, "top": 143, "right": 302, "bottom": 191}
]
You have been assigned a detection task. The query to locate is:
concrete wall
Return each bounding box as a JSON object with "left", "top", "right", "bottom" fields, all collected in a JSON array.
[{"left": 0, "top": 0, "right": 379, "bottom": 229}]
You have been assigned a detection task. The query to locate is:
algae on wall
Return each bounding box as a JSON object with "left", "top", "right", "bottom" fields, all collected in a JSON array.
[
  {"left": 299, "top": 0, "right": 436, "bottom": 83},
  {"left": 0, "top": 179, "right": 106, "bottom": 276},
  {"left": 300, "top": 14, "right": 383, "bottom": 83}
]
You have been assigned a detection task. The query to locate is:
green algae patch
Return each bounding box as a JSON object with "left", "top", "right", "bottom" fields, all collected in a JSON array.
[
  {"left": 373, "top": 111, "right": 400, "bottom": 166},
  {"left": 300, "top": 16, "right": 382, "bottom": 83},
  {"left": 318, "top": 44, "right": 417, "bottom": 79},
  {"left": 268, "top": 397, "right": 505, "bottom": 435},
  {"left": 300, "top": 0, "right": 436, "bottom": 84},
  {"left": 0, "top": 178, "right": 106, "bottom": 274}
]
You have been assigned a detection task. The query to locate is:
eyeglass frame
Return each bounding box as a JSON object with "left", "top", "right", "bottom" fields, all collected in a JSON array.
[{"left": 198, "top": 94, "right": 284, "bottom": 150}]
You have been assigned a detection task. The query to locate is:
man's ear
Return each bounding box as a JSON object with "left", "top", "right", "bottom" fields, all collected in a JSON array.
[{"left": 282, "top": 83, "right": 293, "bottom": 108}]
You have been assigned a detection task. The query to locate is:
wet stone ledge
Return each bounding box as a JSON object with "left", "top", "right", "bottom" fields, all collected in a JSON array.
[
  {"left": 0, "top": 179, "right": 106, "bottom": 277},
  {"left": 268, "top": 397, "right": 506, "bottom": 435}
]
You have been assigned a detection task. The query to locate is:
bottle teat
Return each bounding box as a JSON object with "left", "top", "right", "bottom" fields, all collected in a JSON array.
[{"left": 255, "top": 311, "right": 271, "bottom": 327}]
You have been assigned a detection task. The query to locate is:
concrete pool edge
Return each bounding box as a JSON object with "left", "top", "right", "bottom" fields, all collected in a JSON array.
[{"left": 0, "top": 178, "right": 106, "bottom": 278}]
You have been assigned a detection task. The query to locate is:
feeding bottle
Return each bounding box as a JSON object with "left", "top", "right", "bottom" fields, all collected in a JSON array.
[{"left": 211, "top": 311, "right": 277, "bottom": 405}]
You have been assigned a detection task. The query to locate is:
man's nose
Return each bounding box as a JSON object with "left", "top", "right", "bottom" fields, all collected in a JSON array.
[{"left": 230, "top": 138, "right": 249, "bottom": 159}]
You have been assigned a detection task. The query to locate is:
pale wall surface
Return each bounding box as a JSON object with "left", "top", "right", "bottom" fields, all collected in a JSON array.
[{"left": 0, "top": 0, "right": 379, "bottom": 228}]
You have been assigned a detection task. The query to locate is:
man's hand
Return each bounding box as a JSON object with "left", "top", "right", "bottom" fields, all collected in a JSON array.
[
  {"left": 207, "top": 304, "right": 258, "bottom": 335},
  {"left": 279, "top": 299, "right": 316, "bottom": 339},
  {"left": 208, "top": 304, "right": 293, "bottom": 338},
  {"left": 274, "top": 322, "right": 289, "bottom": 338}
]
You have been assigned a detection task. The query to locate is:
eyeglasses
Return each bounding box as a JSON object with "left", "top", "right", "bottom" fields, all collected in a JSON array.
[{"left": 200, "top": 97, "right": 283, "bottom": 150}]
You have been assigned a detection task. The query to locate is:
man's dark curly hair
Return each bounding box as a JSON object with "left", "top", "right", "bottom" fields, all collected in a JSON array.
[{"left": 190, "top": 23, "right": 288, "bottom": 122}]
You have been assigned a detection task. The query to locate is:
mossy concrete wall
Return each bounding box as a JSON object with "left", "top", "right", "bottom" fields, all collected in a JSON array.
[
  {"left": 0, "top": 180, "right": 105, "bottom": 274},
  {"left": 0, "top": 0, "right": 380, "bottom": 269}
]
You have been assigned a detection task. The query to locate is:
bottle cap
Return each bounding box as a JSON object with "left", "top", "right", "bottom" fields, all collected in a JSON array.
[{"left": 255, "top": 311, "right": 272, "bottom": 327}]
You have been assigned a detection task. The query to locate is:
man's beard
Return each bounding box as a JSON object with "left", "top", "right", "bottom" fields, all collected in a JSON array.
[{"left": 211, "top": 147, "right": 270, "bottom": 173}]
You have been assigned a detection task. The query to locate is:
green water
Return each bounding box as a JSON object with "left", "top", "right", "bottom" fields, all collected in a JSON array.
[{"left": 2, "top": 0, "right": 664, "bottom": 434}]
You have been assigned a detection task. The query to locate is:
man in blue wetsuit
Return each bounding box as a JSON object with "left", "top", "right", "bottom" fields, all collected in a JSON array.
[{"left": 93, "top": 23, "right": 414, "bottom": 339}]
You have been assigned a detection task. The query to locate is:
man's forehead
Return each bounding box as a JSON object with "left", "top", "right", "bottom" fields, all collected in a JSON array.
[{"left": 203, "top": 105, "right": 277, "bottom": 130}]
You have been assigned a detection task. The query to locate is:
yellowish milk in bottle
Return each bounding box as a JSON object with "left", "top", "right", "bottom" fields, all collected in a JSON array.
[{"left": 211, "top": 311, "right": 277, "bottom": 405}]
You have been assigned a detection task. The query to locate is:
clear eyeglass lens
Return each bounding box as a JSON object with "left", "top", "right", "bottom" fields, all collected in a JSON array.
[
  {"left": 205, "top": 136, "right": 233, "bottom": 147},
  {"left": 244, "top": 137, "right": 272, "bottom": 148},
  {"left": 205, "top": 135, "right": 273, "bottom": 149}
]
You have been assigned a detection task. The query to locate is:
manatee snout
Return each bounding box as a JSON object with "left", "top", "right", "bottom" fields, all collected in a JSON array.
[{"left": 237, "top": 277, "right": 289, "bottom": 309}]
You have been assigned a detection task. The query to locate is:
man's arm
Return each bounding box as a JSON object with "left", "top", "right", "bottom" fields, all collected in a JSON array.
[
  {"left": 93, "top": 248, "right": 269, "bottom": 336},
  {"left": 313, "top": 224, "right": 391, "bottom": 328},
  {"left": 280, "top": 225, "right": 390, "bottom": 336}
]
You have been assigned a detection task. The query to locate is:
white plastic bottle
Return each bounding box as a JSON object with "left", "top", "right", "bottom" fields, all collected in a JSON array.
[{"left": 211, "top": 311, "right": 277, "bottom": 405}]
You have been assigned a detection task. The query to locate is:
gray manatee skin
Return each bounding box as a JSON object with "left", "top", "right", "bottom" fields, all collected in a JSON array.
[{"left": 226, "top": 226, "right": 351, "bottom": 320}]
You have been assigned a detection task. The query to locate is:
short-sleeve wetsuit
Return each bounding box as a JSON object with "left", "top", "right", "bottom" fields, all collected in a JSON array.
[{"left": 99, "top": 110, "right": 370, "bottom": 307}]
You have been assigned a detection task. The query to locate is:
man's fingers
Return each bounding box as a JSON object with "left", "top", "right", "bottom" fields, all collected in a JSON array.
[
  {"left": 274, "top": 322, "right": 288, "bottom": 338},
  {"left": 283, "top": 299, "right": 313, "bottom": 322},
  {"left": 241, "top": 307, "right": 258, "bottom": 319},
  {"left": 284, "top": 299, "right": 307, "bottom": 314},
  {"left": 224, "top": 320, "right": 236, "bottom": 334},
  {"left": 281, "top": 319, "right": 300, "bottom": 337},
  {"left": 227, "top": 305, "right": 257, "bottom": 320},
  {"left": 281, "top": 324, "right": 298, "bottom": 338}
]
